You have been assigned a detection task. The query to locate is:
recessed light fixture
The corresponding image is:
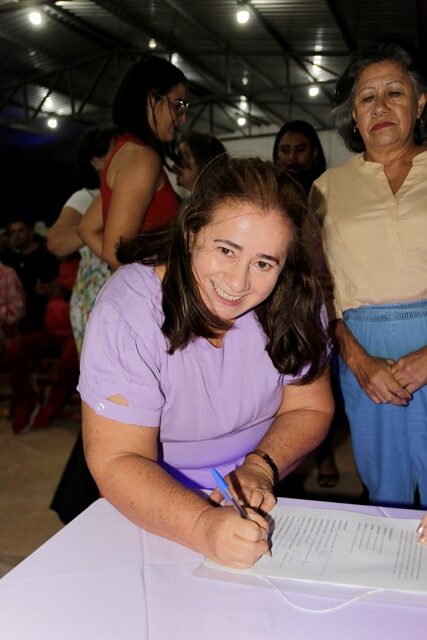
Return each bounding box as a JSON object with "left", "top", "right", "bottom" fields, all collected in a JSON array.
[
  {"left": 171, "top": 52, "right": 179, "bottom": 65},
  {"left": 29, "top": 11, "right": 42, "bottom": 26},
  {"left": 308, "top": 86, "right": 319, "bottom": 97},
  {"left": 47, "top": 118, "right": 58, "bottom": 129},
  {"left": 236, "top": 9, "right": 250, "bottom": 24},
  {"left": 241, "top": 72, "right": 249, "bottom": 86},
  {"left": 237, "top": 116, "right": 246, "bottom": 126},
  {"left": 148, "top": 38, "right": 157, "bottom": 50}
]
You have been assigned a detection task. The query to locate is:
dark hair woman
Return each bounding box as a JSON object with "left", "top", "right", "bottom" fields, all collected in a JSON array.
[
  {"left": 48, "top": 123, "right": 120, "bottom": 350},
  {"left": 79, "top": 56, "right": 188, "bottom": 271},
  {"left": 272, "top": 120, "right": 326, "bottom": 194},
  {"left": 48, "top": 123, "right": 120, "bottom": 523},
  {"left": 79, "top": 156, "right": 333, "bottom": 569}
]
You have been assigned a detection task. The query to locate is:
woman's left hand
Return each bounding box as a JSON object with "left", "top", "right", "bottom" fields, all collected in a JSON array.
[
  {"left": 391, "top": 346, "right": 427, "bottom": 395},
  {"left": 210, "top": 459, "right": 276, "bottom": 514}
]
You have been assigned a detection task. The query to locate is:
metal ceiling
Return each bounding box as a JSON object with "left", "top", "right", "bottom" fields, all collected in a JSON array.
[{"left": 0, "top": 0, "right": 425, "bottom": 150}]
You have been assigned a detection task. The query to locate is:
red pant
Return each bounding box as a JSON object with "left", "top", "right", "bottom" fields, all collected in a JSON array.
[{"left": 4, "top": 331, "right": 79, "bottom": 412}]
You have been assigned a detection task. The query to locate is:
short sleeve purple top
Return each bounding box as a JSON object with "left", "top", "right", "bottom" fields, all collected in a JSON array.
[{"left": 78, "top": 264, "right": 301, "bottom": 489}]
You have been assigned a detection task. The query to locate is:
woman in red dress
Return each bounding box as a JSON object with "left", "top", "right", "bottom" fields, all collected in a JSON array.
[{"left": 80, "top": 56, "right": 187, "bottom": 270}]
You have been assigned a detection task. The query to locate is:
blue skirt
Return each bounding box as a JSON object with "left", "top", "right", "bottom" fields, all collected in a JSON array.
[{"left": 339, "top": 300, "right": 427, "bottom": 508}]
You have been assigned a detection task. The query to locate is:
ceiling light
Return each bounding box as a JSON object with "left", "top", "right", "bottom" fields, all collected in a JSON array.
[
  {"left": 236, "top": 9, "right": 250, "bottom": 24},
  {"left": 308, "top": 86, "right": 319, "bottom": 97},
  {"left": 171, "top": 52, "right": 179, "bottom": 65},
  {"left": 148, "top": 38, "right": 157, "bottom": 50},
  {"left": 29, "top": 11, "right": 42, "bottom": 25},
  {"left": 239, "top": 95, "right": 248, "bottom": 112},
  {"left": 241, "top": 73, "right": 249, "bottom": 86},
  {"left": 312, "top": 55, "right": 322, "bottom": 77},
  {"left": 237, "top": 116, "right": 246, "bottom": 126},
  {"left": 44, "top": 96, "right": 53, "bottom": 109},
  {"left": 47, "top": 118, "right": 58, "bottom": 129}
]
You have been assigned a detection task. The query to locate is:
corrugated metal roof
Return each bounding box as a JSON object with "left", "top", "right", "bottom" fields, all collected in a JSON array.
[{"left": 0, "top": 0, "right": 425, "bottom": 148}]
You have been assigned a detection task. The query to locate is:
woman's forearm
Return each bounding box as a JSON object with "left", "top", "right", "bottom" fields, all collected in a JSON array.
[
  {"left": 82, "top": 403, "right": 213, "bottom": 552},
  {"left": 332, "top": 318, "right": 368, "bottom": 369},
  {"left": 90, "top": 449, "right": 269, "bottom": 567},
  {"left": 101, "top": 241, "right": 121, "bottom": 271},
  {"left": 47, "top": 226, "right": 83, "bottom": 257},
  {"left": 250, "top": 372, "right": 334, "bottom": 481},
  {"left": 78, "top": 194, "right": 104, "bottom": 259},
  {"left": 90, "top": 451, "right": 214, "bottom": 551},
  {"left": 79, "top": 225, "right": 104, "bottom": 259},
  {"left": 47, "top": 207, "right": 84, "bottom": 257},
  {"left": 252, "top": 408, "right": 332, "bottom": 480},
  {"left": 83, "top": 401, "right": 270, "bottom": 567}
]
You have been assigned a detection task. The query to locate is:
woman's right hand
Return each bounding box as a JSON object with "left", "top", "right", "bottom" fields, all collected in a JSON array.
[
  {"left": 193, "top": 505, "right": 270, "bottom": 568},
  {"left": 351, "top": 352, "right": 412, "bottom": 406}
]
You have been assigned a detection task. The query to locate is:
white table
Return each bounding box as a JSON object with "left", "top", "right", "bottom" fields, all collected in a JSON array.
[{"left": 1, "top": 498, "right": 426, "bottom": 639}]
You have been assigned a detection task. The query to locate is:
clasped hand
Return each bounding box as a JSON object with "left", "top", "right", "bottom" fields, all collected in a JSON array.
[
  {"left": 390, "top": 346, "right": 427, "bottom": 395},
  {"left": 353, "top": 348, "right": 427, "bottom": 405}
]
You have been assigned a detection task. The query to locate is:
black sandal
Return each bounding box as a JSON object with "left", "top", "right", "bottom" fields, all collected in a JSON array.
[
  {"left": 317, "top": 471, "right": 339, "bottom": 488},
  {"left": 317, "top": 457, "right": 339, "bottom": 488}
]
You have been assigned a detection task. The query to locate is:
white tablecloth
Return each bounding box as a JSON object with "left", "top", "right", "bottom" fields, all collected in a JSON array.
[{"left": 1, "top": 498, "right": 426, "bottom": 639}]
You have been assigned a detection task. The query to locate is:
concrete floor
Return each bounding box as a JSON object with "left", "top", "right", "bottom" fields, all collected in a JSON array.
[
  {"left": 0, "top": 408, "right": 78, "bottom": 577},
  {"left": 0, "top": 400, "right": 364, "bottom": 579}
]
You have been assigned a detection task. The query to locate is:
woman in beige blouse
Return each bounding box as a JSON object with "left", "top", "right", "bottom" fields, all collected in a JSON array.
[{"left": 310, "top": 39, "right": 427, "bottom": 510}]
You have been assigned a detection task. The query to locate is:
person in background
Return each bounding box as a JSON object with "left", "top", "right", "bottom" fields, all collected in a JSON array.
[
  {"left": 79, "top": 55, "right": 187, "bottom": 271},
  {"left": 48, "top": 123, "right": 120, "bottom": 354},
  {"left": 0, "top": 261, "right": 25, "bottom": 355},
  {"left": 47, "top": 123, "right": 120, "bottom": 524},
  {"left": 4, "top": 254, "right": 79, "bottom": 433},
  {"left": 7, "top": 214, "right": 58, "bottom": 333},
  {"left": 310, "top": 39, "right": 427, "bottom": 508},
  {"left": 273, "top": 120, "right": 326, "bottom": 195},
  {"left": 0, "top": 231, "right": 20, "bottom": 272},
  {"left": 173, "top": 130, "right": 227, "bottom": 192},
  {"left": 273, "top": 120, "right": 340, "bottom": 490},
  {"left": 79, "top": 157, "right": 333, "bottom": 568}
]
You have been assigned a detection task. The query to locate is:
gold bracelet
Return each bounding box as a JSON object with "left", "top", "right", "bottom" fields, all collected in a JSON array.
[{"left": 246, "top": 448, "right": 280, "bottom": 485}]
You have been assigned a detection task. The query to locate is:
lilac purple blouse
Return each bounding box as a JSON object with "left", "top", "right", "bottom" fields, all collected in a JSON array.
[{"left": 78, "top": 264, "right": 304, "bottom": 489}]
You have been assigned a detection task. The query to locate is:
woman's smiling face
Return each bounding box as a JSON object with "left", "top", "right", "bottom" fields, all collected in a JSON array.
[{"left": 190, "top": 201, "right": 293, "bottom": 323}]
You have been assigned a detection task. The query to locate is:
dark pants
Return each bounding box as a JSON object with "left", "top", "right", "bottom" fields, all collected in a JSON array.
[{"left": 50, "top": 431, "right": 99, "bottom": 524}]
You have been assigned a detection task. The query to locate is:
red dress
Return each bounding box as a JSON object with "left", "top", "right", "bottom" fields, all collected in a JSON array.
[{"left": 100, "top": 134, "right": 180, "bottom": 230}]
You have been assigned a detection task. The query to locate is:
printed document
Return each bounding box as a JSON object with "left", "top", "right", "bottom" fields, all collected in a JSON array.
[{"left": 205, "top": 506, "right": 427, "bottom": 593}]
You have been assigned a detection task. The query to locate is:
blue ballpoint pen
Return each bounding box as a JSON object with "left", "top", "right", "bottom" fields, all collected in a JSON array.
[{"left": 211, "top": 468, "right": 250, "bottom": 520}]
